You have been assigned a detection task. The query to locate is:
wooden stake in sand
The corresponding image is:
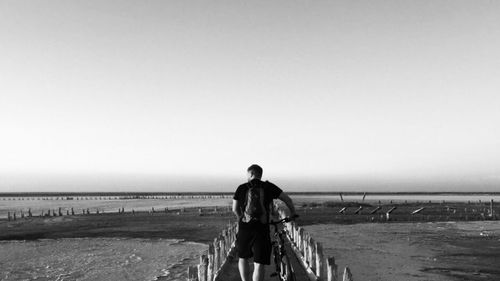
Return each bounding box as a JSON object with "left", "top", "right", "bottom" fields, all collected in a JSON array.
[
  {"left": 343, "top": 267, "right": 353, "bottom": 281},
  {"left": 490, "top": 199, "right": 494, "bottom": 218},
  {"left": 207, "top": 244, "right": 215, "bottom": 281},
  {"left": 327, "top": 257, "right": 338, "bottom": 281},
  {"left": 386, "top": 206, "right": 397, "bottom": 221},
  {"left": 315, "top": 242, "right": 324, "bottom": 278},
  {"left": 412, "top": 207, "right": 425, "bottom": 215},
  {"left": 213, "top": 238, "right": 220, "bottom": 273},
  {"left": 198, "top": 254, "right": 208, "bottom": 281},
  {"left": 307, "top": 236, "right": 315, "bottom": 271},
  {"left": 370, "top": 206, "right": 381, "bottom": 214},
  {"left": 187, "top": 265, "right": 198, "bottom": 281}
]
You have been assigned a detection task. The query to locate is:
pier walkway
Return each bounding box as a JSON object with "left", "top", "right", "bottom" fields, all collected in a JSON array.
[
  {"left": 188, "top": 209, "right": 353, "bottom": 281},
  {"left": 215, "top": 235, "right": 313, "bottom": 281}
]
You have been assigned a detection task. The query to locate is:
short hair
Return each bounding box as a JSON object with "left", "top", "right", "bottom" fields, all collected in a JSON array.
[{"left": 247, "top": 164, "right": 263, "bottom": 178}]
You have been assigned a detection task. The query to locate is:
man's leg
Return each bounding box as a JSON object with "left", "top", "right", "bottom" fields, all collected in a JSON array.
[
  {"left": 253, "top": 262, "right": 265, "bottom": 281},
  {"left": 238, "top": 258, "right": 250, "bottom": 281}
]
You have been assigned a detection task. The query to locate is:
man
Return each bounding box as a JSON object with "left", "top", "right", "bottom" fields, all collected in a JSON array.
[{"left": 232, "top": 164, "right": 296, "bottom": 281}]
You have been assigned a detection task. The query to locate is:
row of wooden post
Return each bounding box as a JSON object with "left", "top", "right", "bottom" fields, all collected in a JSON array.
[
  {"left": 4, "top": 205, "right": 235, "bottom": 221},
  {"left": 7, "top": 207, "right": 97, "bottom": 220},
  {"left": 1, "top": 195, "right": 232, "bottom": 201},
  {"left": 278, "top": 209, "right": 354, "bottom": 281},
  {"left": 187, "top": 222, "right": 238, "bottom": 281}
]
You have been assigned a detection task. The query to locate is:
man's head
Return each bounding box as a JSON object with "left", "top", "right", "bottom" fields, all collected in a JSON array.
[{"left": 247, "top": 164, "right": 263, "bottom": 181}]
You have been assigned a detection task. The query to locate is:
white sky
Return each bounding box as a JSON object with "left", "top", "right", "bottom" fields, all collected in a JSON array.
[{"left": 1, "top": 0, "right": 499, "bottom": 192}]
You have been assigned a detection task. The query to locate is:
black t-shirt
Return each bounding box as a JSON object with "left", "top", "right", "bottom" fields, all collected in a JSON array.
[{"left": 233, "top": 179, "right": 283, "bottom": 224}]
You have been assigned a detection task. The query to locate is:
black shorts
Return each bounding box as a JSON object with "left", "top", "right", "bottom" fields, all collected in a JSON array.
[{"left": 236, "top": 221, "right": 271, "bottom": 265}]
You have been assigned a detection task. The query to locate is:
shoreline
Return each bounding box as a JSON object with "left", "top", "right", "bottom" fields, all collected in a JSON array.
[{"left": 1, "top": 191, "right": 500, "bottom": 197}]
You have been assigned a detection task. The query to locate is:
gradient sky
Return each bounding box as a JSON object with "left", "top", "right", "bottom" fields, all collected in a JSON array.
[{"left": 1, "top": 0, "right": 499, "bottom": 192}]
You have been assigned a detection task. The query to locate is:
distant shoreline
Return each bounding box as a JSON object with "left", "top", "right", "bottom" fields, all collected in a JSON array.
[{"left": 1, "top": 191, "right": 500, "bottom": 197}]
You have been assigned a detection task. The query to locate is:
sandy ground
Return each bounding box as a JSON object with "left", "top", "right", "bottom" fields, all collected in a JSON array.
[
  {"left": 0, "top": 209, "right": 235, "bottom": 244},
  {"left": 305, "top": 221, "right": 500, "bottom": 281},
  {"left": 1, "top": 202, "right": 499, "bottom": 281}
]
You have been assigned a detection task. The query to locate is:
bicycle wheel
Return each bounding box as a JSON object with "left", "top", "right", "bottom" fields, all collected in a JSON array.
[{"left": 270, "top": 243, "right": 282, "bottom": 280}]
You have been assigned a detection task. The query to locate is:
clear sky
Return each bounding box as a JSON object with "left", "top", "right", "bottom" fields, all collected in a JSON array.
[{"left": 1, "top": 0, "right": 499, "bottom": 192}]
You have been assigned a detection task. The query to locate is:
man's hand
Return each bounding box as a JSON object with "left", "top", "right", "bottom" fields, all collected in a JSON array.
[
  {"left": 278, "top": 192, "right": 296, "bottom": 217},
  {"left": 232, "top": 199, "right": 242, "bottom": 219}
]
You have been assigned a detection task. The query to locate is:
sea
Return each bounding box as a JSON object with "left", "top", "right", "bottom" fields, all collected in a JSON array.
[{"left": 1, "top": 193, "right": 499, "bottom": 281}]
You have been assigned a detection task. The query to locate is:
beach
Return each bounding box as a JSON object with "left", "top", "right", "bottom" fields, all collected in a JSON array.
[
  {"left": 1, "top": 197, "right": 499, "bottom": 281},
  {"left": 0, "top": 210, "right": 234, "bottom": 281},
  {"left": 306, "top": 221, "right": 500, "bottom": 281}
]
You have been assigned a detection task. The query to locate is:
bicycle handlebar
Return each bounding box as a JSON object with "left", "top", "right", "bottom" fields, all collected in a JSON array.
[{"left": 269, "top": 214, "right": 299, "bottom": 225}]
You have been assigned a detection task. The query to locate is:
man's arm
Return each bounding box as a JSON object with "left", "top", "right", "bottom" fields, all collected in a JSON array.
[
  {"left": 232, "top": 199, "right": 242, "bottom": 220},
  {"left": 278, "top": 192, "right": 296, "bottom": 217}
]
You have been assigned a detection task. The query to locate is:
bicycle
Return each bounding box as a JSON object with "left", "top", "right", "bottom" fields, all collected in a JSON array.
[{"left": 269, "top": 215, "right": 299, "bottom": 281}]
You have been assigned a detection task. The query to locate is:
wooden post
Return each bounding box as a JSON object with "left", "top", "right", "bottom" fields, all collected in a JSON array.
[
  {"left": 13, "top": 212, "right": 16, "bottom": 220},
  {"left": 198, "top": 254, "right": 208, "bottom": 281},
  {"left": 315, "top": 242, "right": 324, "bottom": 278},
  {"left": 223, "top": 229, "right": 229, "bottom": 255},
  {"left": 213, "top": 238, "right": 220, "bottom": 273},
  {"left": 207, "top": 244, "right": 215, "bottom": 281},
  {"left": 327, "top": 257, "right": 338, "bottom": 281},
  {"left": 187, "top": 265, "right": 198, "bottom": 281},
  {"left": 343, "top": 267, "right": 353, "bottom": 281},
  {"left": 291, "top": 223, "right": 296, "bottom": 245},
  {"left": 71, "top": 207, "right": 75, "bottom": 215},
  {"left": 412, "top": 207, "right": 425, "bottom": 215},
  {"left": 490, "top": 199, "right": 494, "bottom": 218},
  {"left": 308, "top": 237, "right": 315, "bottom": 271},
  {"left": 58, "top": 207, "right": 62, "bottom": 216},
  {"left": 298, "top": 228, "right": 304, "bottom": 253},
  {"left": 370, "top": 206, "right": 381, "bottom": 214},
  {"left": 386, "top": 206, "right": 397, "bottom": 221},
  {"left": 339, "top": 193, "right": 343, "bottom": 201},
  {"left": 28, "top": 208, "right": 32, "bottom": 217},
  {"left": 219, "top": 238, "right": 225, "bottom": 263},
  {"left": 8, "top": 211, "right": 11, "bottom": 221},
  {"left": 302, "top": 232, "right": 309, "bottom": 262},
  {"left": 228, "top": 226, "right": 233, "bottom": 249}
]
